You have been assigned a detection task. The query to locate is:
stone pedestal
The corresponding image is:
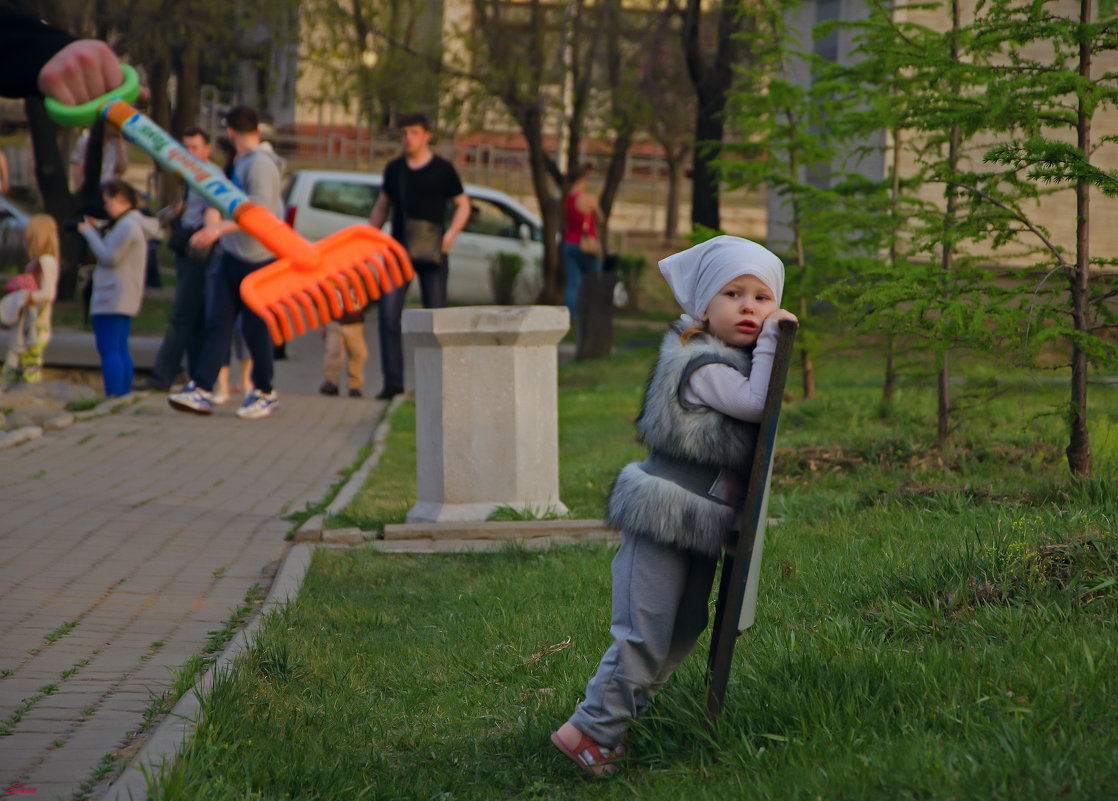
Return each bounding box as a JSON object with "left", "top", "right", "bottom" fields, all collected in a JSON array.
[{"left": 402, "top": 306, "right": 570, "bottom": 523}]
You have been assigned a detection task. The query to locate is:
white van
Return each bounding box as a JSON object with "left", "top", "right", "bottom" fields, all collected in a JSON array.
[{"left": 281, "top": 169, "right": 544, "bottom": 305}]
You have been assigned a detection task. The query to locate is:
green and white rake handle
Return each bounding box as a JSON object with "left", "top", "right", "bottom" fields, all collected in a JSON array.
[{"left": 44, "top": 65, "right": 317, "bottom": 268}]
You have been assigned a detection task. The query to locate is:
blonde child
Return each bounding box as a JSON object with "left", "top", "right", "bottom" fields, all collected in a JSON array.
[
  {"left": 2, "top": 215, "right": 60, "bottom": 384},
  {"left": 551, "top": 235, "right": 798, "bottom": 777}
]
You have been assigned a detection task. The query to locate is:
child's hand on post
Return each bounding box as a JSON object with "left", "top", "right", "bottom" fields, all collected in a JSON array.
[{"left": 765, "top": 308, "right": 799, "bottom": 327}]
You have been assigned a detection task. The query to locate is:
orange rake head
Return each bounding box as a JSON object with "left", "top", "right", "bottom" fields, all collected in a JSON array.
[{"left": 240, "top": 224, "right": 414, "bottom": 345}]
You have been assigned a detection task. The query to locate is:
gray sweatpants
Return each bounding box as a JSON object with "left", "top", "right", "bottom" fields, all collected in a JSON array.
[{"left": 569, "top": 532, "right": 719, "bottom": 748}]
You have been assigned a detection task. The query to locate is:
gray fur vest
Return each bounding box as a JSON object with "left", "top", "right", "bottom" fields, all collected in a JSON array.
[{"left": 606, "top": 325, "right": 758, "bottom": 556}]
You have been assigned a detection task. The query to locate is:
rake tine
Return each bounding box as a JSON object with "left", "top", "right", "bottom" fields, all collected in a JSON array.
[
  {"left": 326, "top": 273, "right": 358, "bottom": 312},
  {"left": 381, "top": 250, "right": 405, "bottom": 288},
  {"left": 384, "top": 238, "right": 413, "bottom": 283},
  {"left": 273, "top": 293, "right": 301, "bottom": 335},
  {"left": 337, "top": 265, "right": 368, "bottom": 309},
  {"left": 318, "top": 278, "right": 345, "bottom": 318},
  {"left": 346, "top": 265, "right": 370, "bottom": 307},
  {"left": 277, "top": 295, "right": 304, "bottom": 338},
  {"left": 365, "top": 255, "right": 395, "bottom": 296},
  {"left": 271, "top": 300, "right": 296, "bottom": 342},
  {"left": 284, "top": 294, "right": 311, "bottom": 336},
  {"left": 294, "top": 289, "right": 321, "bottom": 331},
  {"left": 261, "top": 307, "right": 284, "bottom": 346},
  {"left": 335, "top": 269, "right": 361, "bottom": 313},
  {"left": 303, "top": 285, "right": 331, "bottom": 327},
  {"left": 351, "top": 260, "right": 383, "bottom": 301}
]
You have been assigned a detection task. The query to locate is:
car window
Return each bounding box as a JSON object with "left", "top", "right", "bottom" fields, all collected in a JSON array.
[
  {"left": 310, "top": 180, "right": 380, "bottom": 218},
  {"left": 463, "top": 197, "right": 529, "bottom": 240}
]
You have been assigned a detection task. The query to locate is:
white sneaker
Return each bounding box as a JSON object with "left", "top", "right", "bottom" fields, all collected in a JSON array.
[
  {"left": 211, "top": 392, "right": 230, "bottom": 405},
  {"left": 168, "top": 382, "right": 214, "bottom": 414},
  {"left": 236, "top": 388, "right": 279, "bottom": 419}
]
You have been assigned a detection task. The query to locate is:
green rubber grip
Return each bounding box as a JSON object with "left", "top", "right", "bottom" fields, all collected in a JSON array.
[{"left": 44, "top": 64, "right": 141, "bottom": 127}]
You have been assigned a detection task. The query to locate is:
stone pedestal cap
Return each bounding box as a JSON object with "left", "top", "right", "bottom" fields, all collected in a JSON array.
[{"left": 403, "top": 305, "right": 570, "bottom": 346}]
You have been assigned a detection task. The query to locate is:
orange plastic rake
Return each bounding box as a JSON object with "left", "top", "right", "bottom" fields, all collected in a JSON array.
[
  {"left": 45, "top": 67, "right": 413, "bottom": 345},
  {"left": 236, "top": 220, "right": 412, "bottom": 344}
]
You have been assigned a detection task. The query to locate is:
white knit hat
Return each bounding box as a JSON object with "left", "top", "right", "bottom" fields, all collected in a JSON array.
[{"left": 658, "top": 235, "right": 784, "bottom": 320}]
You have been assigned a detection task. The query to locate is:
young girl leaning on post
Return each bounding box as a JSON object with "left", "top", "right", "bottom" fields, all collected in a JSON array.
[{"left": 551, "top": 235, "right": 798, "bottom": 778}]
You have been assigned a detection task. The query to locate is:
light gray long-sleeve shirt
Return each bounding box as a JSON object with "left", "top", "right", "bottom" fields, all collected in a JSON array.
[
  {"left": 681, "top": 317, "right": 781, "bottom": 422},
  {"left": 81, "top": 209, "right": 149, "bottom": 317}
]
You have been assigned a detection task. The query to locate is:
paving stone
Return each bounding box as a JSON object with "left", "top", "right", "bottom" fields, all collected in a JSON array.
[
  {"left": 0, "top": 333, "right": 383, "bottom": 799},
  {"left": 25, "top": 753, "right": 100, "bottom": 796},
  {"left": 0, "top": 728, "right": 61, "bottom": 754},
  {"left": 4, "top": 710, "right": 80, "bottom": 733},
  {"left": 16, "top": 696, "right": 87, "bottom": 722}
]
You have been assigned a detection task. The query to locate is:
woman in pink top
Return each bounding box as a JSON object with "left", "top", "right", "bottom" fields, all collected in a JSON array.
[{"left": 562, "top": 164, "right": 604, "bottom": 322}]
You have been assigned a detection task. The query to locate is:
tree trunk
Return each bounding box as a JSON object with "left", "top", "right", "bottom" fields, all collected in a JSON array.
[
  {"left": 25, "top": 100, "right": 83, "bottom": 301},
  {"left": 1066, "top": 0, "right": 1093, "bottom": 475},
  {"left": 690, "top": 100, "right": 723, "bottom": 231},
  {"left": 937, "top": 352, "right": 950, "bottom": 449},
  {"left": 937, "top": 0, "right": 961, "bottom": 452},
  {"left": 172, "top": 47, "right": 202, "bottom": 140},
  {"left": 682, "top": 0, "right": 742, "bottom": 234},
  {"left": 665, "top": 148, "right": 683, "bottom": 241},
  {"left": 801, "top": 350, "right": 815, "bottom": 399},
  {"left": 885, "top": 120, "right": 900, "bottom": 407},
  {"left": 147, "top": 53, "right": 174, "bottom": 209},
  {"left": 520, "top": 111, "right": 562, "bottom": 304},
  {"left": 798, "top": 294, "right": 814, "bottom": 398},
  {"left": 598, "top": 125, "right": 633, "bottom": 250},
  {"left": 789, "top": 144, "right": 814, "bottom": 400},
  {"left": 883, "top": 335, "right": 896, "bottom": 405}
]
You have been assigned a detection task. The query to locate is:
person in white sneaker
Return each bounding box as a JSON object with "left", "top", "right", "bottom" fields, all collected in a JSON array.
[{"left": 168, "top": 105, "right": 282, "bottom": 419}]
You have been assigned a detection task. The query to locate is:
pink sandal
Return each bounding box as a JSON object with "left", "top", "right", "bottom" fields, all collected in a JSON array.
[{"left": 551, "top": 726, "right": 622, "bottom": 778}]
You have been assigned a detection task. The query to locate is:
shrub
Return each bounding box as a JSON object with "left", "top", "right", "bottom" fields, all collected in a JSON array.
[{"left": 489, "top": 251, "right": 524, "bottom": 305}]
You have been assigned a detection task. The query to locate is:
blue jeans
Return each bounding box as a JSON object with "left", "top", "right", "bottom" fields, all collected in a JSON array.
[
  {"left": 562, "top": 241, "right": 602, "bottom": 323},
  {"left": 377, "top": 259, "right": 448, "bottom": 391},
  {"left": 193, "top": 250, "right": 274, "bottom": 394},
  {"left": 150, "top": 251, "right": 210, "bottom": 388},
  {"left": 92, "top": 314, "right": 133, "bottom": 397}
]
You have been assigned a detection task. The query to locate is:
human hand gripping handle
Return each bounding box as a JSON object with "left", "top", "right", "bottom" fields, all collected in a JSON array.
[{"left": 43, "top": 70, "right": 414, "bottom": 344}]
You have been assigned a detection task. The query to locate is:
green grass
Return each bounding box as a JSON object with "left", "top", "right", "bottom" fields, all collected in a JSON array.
[{"left": 147, "top": 326, "right": 1118, "bottom": 800}]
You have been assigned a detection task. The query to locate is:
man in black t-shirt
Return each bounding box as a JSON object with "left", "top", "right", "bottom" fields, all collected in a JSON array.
[{"left": 369, "top": 112, "right": 471, "bottom": 400}]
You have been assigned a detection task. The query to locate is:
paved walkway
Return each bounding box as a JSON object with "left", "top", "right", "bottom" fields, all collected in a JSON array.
[{"left": 0, "top": 328, "right": 388, "bottom": 800}]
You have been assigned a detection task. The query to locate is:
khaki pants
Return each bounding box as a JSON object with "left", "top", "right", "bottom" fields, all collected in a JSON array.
[{"left": 323, "top": 321, "right": 368, "bottom": 390}]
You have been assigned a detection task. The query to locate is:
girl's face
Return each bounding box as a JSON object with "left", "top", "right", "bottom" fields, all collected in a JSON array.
[
  {"left": 103, "top": 193, "right": 131, "bottom": 220},
  {"left": 703, "top": 274, "right": 778, "bottom": 347}
]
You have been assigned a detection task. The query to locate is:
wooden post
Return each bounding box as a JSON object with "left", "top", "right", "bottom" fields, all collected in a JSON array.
[{"left": 705, "top": 319, "right": 797, "bottom": 728}]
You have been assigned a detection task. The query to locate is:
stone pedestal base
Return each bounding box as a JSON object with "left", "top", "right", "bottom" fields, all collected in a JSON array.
[{"left": 402, "top": 306, "right": 570, "bottom": 523}]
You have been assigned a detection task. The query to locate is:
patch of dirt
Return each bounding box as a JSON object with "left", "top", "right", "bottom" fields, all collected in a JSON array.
[{"left": 775, "top": 445, "right": 865, "bottom": 473}]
